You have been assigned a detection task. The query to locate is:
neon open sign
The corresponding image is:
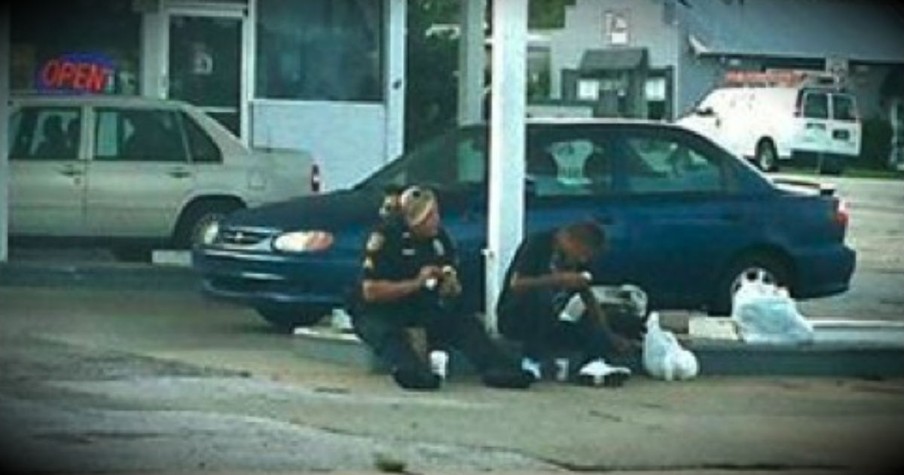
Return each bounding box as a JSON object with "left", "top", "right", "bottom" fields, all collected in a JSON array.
[{"left": 38, "top": 53, "right": 116, "bottom": 94}]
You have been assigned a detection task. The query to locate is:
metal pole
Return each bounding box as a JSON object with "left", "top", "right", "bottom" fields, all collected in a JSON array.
[
  {"left": 485, "top": 0, "right": 527, "bottom": 333},
  {"left": 0, "top": 3, "right": 10, "bottom": 262},
  {"left": 457, "top": 0, "right": 486, "bottom": 125}
]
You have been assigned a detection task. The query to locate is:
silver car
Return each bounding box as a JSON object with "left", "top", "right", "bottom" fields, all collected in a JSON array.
[{"left": 7, "top": 94, "right": 317, "bottom": 255}]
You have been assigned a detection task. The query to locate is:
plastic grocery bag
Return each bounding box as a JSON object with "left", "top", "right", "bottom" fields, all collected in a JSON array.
[
  {"left": 558, "top": 284, "right": 648, "bottom": 322},
  {"left": 730, "top": 280, "right": 814, "bottom": 344},
  {"left": 643, "top": 312, "right": 699, "bottom": 381}
]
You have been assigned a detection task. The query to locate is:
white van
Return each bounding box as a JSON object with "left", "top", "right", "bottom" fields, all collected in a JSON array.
[{"left": 677, "top": 71, "right": 861, "bottom": 174}]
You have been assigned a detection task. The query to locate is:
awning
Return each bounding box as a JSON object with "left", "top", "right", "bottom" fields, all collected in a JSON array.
[{"left": 578, "top": 48, "right": 648, "bottom": 72}]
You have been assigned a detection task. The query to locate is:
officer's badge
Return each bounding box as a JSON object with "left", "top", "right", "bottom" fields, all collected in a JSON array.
[
  {"left": 366, "top": 232, "right": 385, "bottom": 253},
  {"left": 432, "top": 238, "right": 446, "bottom": 256}
]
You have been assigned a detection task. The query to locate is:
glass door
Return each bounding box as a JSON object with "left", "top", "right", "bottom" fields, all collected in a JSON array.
[{"left": 168, "top": 14, "right": 242, "bottom": 137}]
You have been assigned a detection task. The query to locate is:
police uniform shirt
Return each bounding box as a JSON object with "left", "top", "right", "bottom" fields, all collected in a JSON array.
[{"left": 359, "top": 221, "right": 458, "bottom": 313}]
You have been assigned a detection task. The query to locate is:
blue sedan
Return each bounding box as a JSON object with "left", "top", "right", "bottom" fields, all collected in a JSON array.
[{"left": 193, "top": 120, "right": 855, "bottom": 330}]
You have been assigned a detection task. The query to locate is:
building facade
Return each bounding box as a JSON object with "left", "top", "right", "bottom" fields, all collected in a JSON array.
[
  {"left": 535, "top": 0, "right": 904, "bottom": 123},
  {"left": 10, "top": 0, "right": 405, "bottom": 191}
]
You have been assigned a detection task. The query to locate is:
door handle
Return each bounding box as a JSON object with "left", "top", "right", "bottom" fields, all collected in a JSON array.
[
  {"left": 167, "top": 169, "right": 192, "bottom": 179},
  {"left": 59, "top": 166, "right": 83, "bottom": 177}
]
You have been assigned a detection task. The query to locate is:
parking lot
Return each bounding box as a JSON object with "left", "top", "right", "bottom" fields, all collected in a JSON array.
[{"left": 1, "top": 173, "right": 903, "bottom": 474}]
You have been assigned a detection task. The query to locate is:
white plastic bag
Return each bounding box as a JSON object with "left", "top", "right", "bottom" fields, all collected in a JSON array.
[
  {"left": 558, "top": 284, "right": 648, "bottom": 322},
  {"left": 730, "top": 280, "right": 814, "bottom": 344},
  {"left": 643, "top": 312, "right": 700, "bottom": 381}
]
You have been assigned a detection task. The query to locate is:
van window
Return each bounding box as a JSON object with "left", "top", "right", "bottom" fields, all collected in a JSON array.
[
  {"left": 803, "top": 92, "right": 829, "bottom": 120},
  {"left": 832, "top": 94, "right": 857, "bottom": 122}
]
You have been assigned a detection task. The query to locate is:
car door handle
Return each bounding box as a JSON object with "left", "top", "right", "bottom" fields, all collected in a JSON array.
[
  {"left": 167, "top": 169, "right": 192, "bottom": 179},
  {"left": 59, "top": 166, "right": 83, "bottom": 177},
  {"left": 806, "top": 123, "right": 827, "bottom": 130}
]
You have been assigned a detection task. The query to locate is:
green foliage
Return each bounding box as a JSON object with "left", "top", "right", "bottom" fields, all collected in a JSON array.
[
  {"left": 404, "top": 0, "right": 573, "bottom": 150},
  {"left": 405, "top": 0, "right": 459, "bottom": 151},
  {"left": 859, "top": 118, "right": 893, "bottom": 170},
  {"left": 529, "top": 0, "right": 575, "bottom": 29}
]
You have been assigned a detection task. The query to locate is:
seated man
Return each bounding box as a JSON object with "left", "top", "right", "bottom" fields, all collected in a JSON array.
[
  {"left": 496, "top": 221, "right": 639, "bottom": 387},
  {"left": 349, "top": 186, "right": 534, "bottom": 391}
]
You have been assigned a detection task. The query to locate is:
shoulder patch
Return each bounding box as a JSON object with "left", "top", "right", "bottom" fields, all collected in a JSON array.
[{"left": 366, "top": 232, "right": 385, "bottom": 253}]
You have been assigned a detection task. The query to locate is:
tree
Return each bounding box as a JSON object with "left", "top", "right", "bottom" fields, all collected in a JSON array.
[{"left": 405, "top": 0, "right": 459, "bottom": 150}]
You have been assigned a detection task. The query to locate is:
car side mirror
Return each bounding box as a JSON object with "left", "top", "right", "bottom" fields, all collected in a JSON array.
[{"left": 695, "top": 107, "right": 715, "bottom": 117}]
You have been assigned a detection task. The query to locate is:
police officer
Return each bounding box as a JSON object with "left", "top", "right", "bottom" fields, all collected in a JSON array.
[{"left": 349, "top": 186, "right": 534, "bottom": 391}]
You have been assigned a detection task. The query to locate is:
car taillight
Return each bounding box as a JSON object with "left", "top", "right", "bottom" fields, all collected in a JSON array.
[
  {"left": 834, "top": 198, "right": 850, "bottom": 228},
  {"left": 310, "top": 163, "right": 321, "bottom": 194}
]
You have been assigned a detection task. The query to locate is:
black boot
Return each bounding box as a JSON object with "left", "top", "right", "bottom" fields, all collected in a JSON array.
[
  {"left": 391, "top": 368, "right": 441, "bottom": 391},
  {"left": 480, "top": 367, "right": 535, "bottom": 389}
]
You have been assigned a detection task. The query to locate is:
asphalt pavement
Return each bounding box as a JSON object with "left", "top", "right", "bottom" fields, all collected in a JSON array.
[
  {"left": 1, "top": 286, "right": 903, "bottom": 474},
  {"left": 1, "top": 174, "right": 903, "bottom": 473}
]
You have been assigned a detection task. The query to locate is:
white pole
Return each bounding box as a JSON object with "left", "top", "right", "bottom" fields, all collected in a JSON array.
[
  {"left": 457, "top": 0, "right": 486, "bottom": 125},
  {"left": 384, "top": 0, "right": 406, "bottom": 162},
  {"left": 0, "top": 3, "right": 10, "bottom": 262},
  {"left": 485, "top": 0, "right": 527, "bottom": 333}
]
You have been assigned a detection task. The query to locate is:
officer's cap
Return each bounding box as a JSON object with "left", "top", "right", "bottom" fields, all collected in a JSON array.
[{"left": 399, "top": 186, "right": 437, "bottom": 226}]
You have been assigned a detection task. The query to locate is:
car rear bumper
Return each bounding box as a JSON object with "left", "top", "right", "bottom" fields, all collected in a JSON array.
[
  {"left": 792, "top": 244, "right": 856, "bottom": 300},
  {"left": 192, "top": 247, "right": 356, "bottom": 310}
]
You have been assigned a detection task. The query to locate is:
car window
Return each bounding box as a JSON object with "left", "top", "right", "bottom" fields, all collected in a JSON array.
[
  {"left": 94, "top": 108, "right": 188, "bottom": 162},
  {"left": 803, "top": 92, "right": 829, "bottom": 120},
  {"left": 620, "top": 134, "right": 723, "bottom": 194},
  {"left": 9, "top": 106, "right": 81, "bottom": 161},
  {"left": 181, "top": 112, "right": 222, "bottom": 164},
  {"left": 361, "top": 128, "right": 487, "bottom": 190},
  {"left": 528, "top": 135, "right": 613, "bottom": 197},
  {"left": 831, "top": 94, "right": 857, "bottom": 122}
]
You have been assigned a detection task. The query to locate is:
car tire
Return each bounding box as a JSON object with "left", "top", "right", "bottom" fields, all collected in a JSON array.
[
  {"left": 709, "top": 253, "right": 791, "bottom": 316},
  {"left": 174, "top": 200, "right": 243, "bottom": 249},
  {"left": 255, "top": 306, "right": 329, "bottom": 332},
  {"left": 754, "top": 139, "right": 778, "bottom": 172}
]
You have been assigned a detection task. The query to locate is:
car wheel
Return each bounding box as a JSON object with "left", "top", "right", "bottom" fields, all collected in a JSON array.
[
  {"left": 754, "top": 140, "right": 778, "bottom": 172},
  {"left": 709, "top": 253, "right": 790, "bottom": 316},
  {"left": 174, "top": 201, "right": 243, "bottom": 249},
  {"left": 255, "top": 306, "right": 329, "bottom": 332}
]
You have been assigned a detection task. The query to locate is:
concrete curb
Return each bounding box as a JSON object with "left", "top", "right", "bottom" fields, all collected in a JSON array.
[
  {"left": 0, "top": 261, "right": 200, "bottom": 292},
  {"left": 291, "top": 324, "right": 904, "bottom": 379}
]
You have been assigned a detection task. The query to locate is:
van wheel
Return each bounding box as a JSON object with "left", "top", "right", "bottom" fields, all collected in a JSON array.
[
  {"left": 709, "top": 253, "right": 790, "bottom": 316},
  {"left": 755, "top": 140, "right": 778, "bottom": 172},
  {"left": 174, "top": 200, "right": 243, "bottom": 249}
]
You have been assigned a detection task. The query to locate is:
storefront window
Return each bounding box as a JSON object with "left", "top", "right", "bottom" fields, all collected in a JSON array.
[
  {"left": 10, "top": 0, "right": 141, "bottom": 95},
  {"left": 255, "top": 0, "right": 384, "bottom": 102}
]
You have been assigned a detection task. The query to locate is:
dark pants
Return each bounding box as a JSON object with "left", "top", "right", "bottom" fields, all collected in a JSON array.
[
  {"left": 499, "top": 294, "right": 619, "bottom": 366},
  {"left": 353, "top": 307, "right": 515, "bottom": 376},
  {"left": 520, "top": 316, "right": 616, "bottom": 367}
]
